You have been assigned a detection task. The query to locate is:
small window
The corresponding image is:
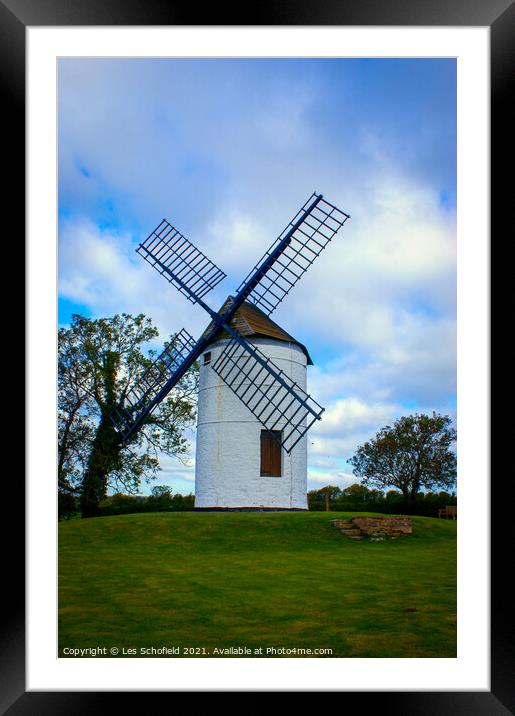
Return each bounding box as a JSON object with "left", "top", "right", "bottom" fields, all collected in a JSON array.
[
  {"left": 203, "top": 352, "right": 211, "bottom": 365},
  {"left": 260, "top": 430, "right": 282, "bottom": 477}
]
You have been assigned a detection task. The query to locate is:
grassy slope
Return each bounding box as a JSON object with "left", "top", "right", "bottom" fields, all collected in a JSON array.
[{"left": 59, "top": 512, "right": 456, "bottom": 657}]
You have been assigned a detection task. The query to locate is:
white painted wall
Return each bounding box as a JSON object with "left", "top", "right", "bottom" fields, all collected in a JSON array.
[{"left": 195, "top": 337, "right": 308, "bottom": 509}]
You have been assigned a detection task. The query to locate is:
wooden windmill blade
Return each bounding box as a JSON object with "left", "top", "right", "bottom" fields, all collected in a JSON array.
[
  {"left": 211, "top": 328, "right": 324, "bottom": 454},
  {"left": 110, "top": 228, "right": 229, "bottom": 441},
  {"left": 110, "top": 328, "right": 198, "bottom": 440},
  {"left": 234, "top": 192, "right": 350, "bottom": 317},
  {"left": 137, "top": 218, "right": 227, "bottom": 305}
]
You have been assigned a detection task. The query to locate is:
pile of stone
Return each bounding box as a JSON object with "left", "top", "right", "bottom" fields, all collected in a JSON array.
[{"left": 330, "top": 516, "right": 412, "bottom": 541}]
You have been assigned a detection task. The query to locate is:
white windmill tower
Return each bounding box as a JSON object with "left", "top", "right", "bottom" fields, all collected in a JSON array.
[
  {"left": 109, "top": 192, "right": 350, "bottom": 510},
  {"left": 195, "top": 297, "right": 314, "bottom": 510}
]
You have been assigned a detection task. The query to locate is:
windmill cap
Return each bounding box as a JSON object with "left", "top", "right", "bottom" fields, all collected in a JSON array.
[{"left": 200, "top": 295, "right": 313, "bottom": 365}]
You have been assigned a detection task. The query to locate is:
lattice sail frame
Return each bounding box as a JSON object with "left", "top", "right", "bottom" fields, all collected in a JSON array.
[
  {"left": 211, "top": 333, "right": 324, "bottom": 453},
  {"left": 110, "top": 328, "right": 197, "bottom": 439},
  {"left": 137, "top": 219, "right": 227, "bottom": 304},
  {"left": 236, "top": 193, "right": 350, "bottom": 316}
]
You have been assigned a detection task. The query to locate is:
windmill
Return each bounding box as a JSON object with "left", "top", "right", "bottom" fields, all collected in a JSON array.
[{"left": 110, "top": 192, "right": 350, "bottom": 509}]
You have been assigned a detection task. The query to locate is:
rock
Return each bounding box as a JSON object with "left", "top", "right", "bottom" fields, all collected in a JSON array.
[
  {"left": 331, "top": 515, "right": 412, "bottom": 542},
  {"left": 341, "top": 529, "right": 362, "bottom": 537},
  {"left": 330, "top": 519, "right": 353, "bottom": 529},
  {"left": 351, "top": 516, "right": 412, "bottom": 537}
]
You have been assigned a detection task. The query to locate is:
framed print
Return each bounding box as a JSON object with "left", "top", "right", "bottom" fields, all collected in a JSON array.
[{"left": 6, "top": 0, "right": 508, "bottom": 711}]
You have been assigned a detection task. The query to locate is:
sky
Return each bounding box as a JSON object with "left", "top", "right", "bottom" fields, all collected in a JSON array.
[{"left": 58, "top": 58, "right": 457, "bottom": 495}]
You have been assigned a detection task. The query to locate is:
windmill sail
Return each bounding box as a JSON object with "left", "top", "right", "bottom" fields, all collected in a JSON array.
[
  {"left": 235, "top": 193, "right": 349, "bottom": 316},
  {"left": 110, "top": 328, "right": 198, "bottom": 439},
  {"left": 137, "top": 219, "right": 227, "bottom": 305},
  {"left": 211, "top": 331, "right": 324, "bottom": 453},
  {"left": 111, "top": 190, "right": 350, "bottom": 449}
]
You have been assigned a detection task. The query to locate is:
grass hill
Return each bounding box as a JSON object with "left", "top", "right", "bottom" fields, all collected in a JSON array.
[{"left": 59, "top": 511, "right": 456, "bottom": 658}]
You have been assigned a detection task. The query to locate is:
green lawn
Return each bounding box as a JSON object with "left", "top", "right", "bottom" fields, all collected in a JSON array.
[{"left": 58, "top": 511, "right": 456, "bottom": 658}]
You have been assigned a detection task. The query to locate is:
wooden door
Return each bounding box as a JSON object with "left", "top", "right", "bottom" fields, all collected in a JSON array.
[{"left": 260, "top": 430, "right": 282, "bottom": 476}]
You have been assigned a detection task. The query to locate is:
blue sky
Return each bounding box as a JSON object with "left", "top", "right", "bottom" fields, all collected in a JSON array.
[{"left": 58, "top": 58, "right": 456, "bottom": 494}]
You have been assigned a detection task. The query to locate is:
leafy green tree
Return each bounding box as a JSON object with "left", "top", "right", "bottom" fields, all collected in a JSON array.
[
  {"left": 150, "top": 485, "right": 174, "bottom": 500},
  {"left": 336, "top": 483, "right": 384, "bottom": 511},
  {"left": 349, "top": 413, "right": 457, "bottom": 505},
  {"left": 98, "top": 492, "right": 138, "bottom": 515},
  {"left": 171, "top": 492, "right": 195, "bottom": 510},
  {"left": 58, "top": 330, "right": 95, "bottom": 499},
  {"left": 341, "top": 483, "right": 372, "bottom": 503},
  {"left": 147, "top": 485, "right": 174, "bottom": 511},
  {"left": 312, "top": 485, "right": 341, "bottom": 511},
  {"left": 58, "top": 313, "right": 198, "bottom": 518}
]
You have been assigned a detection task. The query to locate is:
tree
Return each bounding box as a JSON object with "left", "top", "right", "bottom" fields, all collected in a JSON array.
[
  {"left": 58, "top": 330, "right": 95, "bottom": 498},
  {"left": 147, "top": 485, "right": 174, "bottom": 511},
  {"left": 58, "top": 313, "right": 198, "bottom": 518},
  {"left": 310, "top": 485, "right": 341, "bottom": 511},
  {"left": 341, "top": 483, "right": 373, "bottom": 503},
  {"left": 337, "top": 483, "right": 384, "bottom": 510},
  {"left": 349, "top": 413, "right": 457, "bottom": 505}
]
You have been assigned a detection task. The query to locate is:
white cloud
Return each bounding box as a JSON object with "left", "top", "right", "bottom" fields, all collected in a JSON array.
[
  {"left": 205, "top": 212, "right": 271, "bottom": 279},
  {"left": 316, "top": 397, "right": 400, "bottom": 437},
  {"left": 58, "top": 218, "right": 212, "bottom": 344},
  {"left": 307, "top": 469, "right": 356, "bottom": 488},
  {"left": 278, "top": 172, "right": 456, "bottom": 350}
]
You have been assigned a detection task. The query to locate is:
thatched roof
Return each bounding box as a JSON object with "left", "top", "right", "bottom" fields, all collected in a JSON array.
[{"left": 200, "top": 295, "right": 313, "bottom": 365}]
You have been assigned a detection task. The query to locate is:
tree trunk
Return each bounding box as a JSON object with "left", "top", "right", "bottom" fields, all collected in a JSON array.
[
  {"left": 80, "top": 416, "right": 121, "bottom": 517},
  {"left": 58, "top": 403, "right": 81, "bottom": 489},
  {"left": 80, "top": 351, "right": 120, "bottom": 518},
  {"left": 408, "top": 483, "right": 420, "bottom": 506}
]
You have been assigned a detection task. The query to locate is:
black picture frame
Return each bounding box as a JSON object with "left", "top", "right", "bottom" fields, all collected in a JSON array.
[{"left": 7, "top": 0, "right": 507, "bottom": 712}]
